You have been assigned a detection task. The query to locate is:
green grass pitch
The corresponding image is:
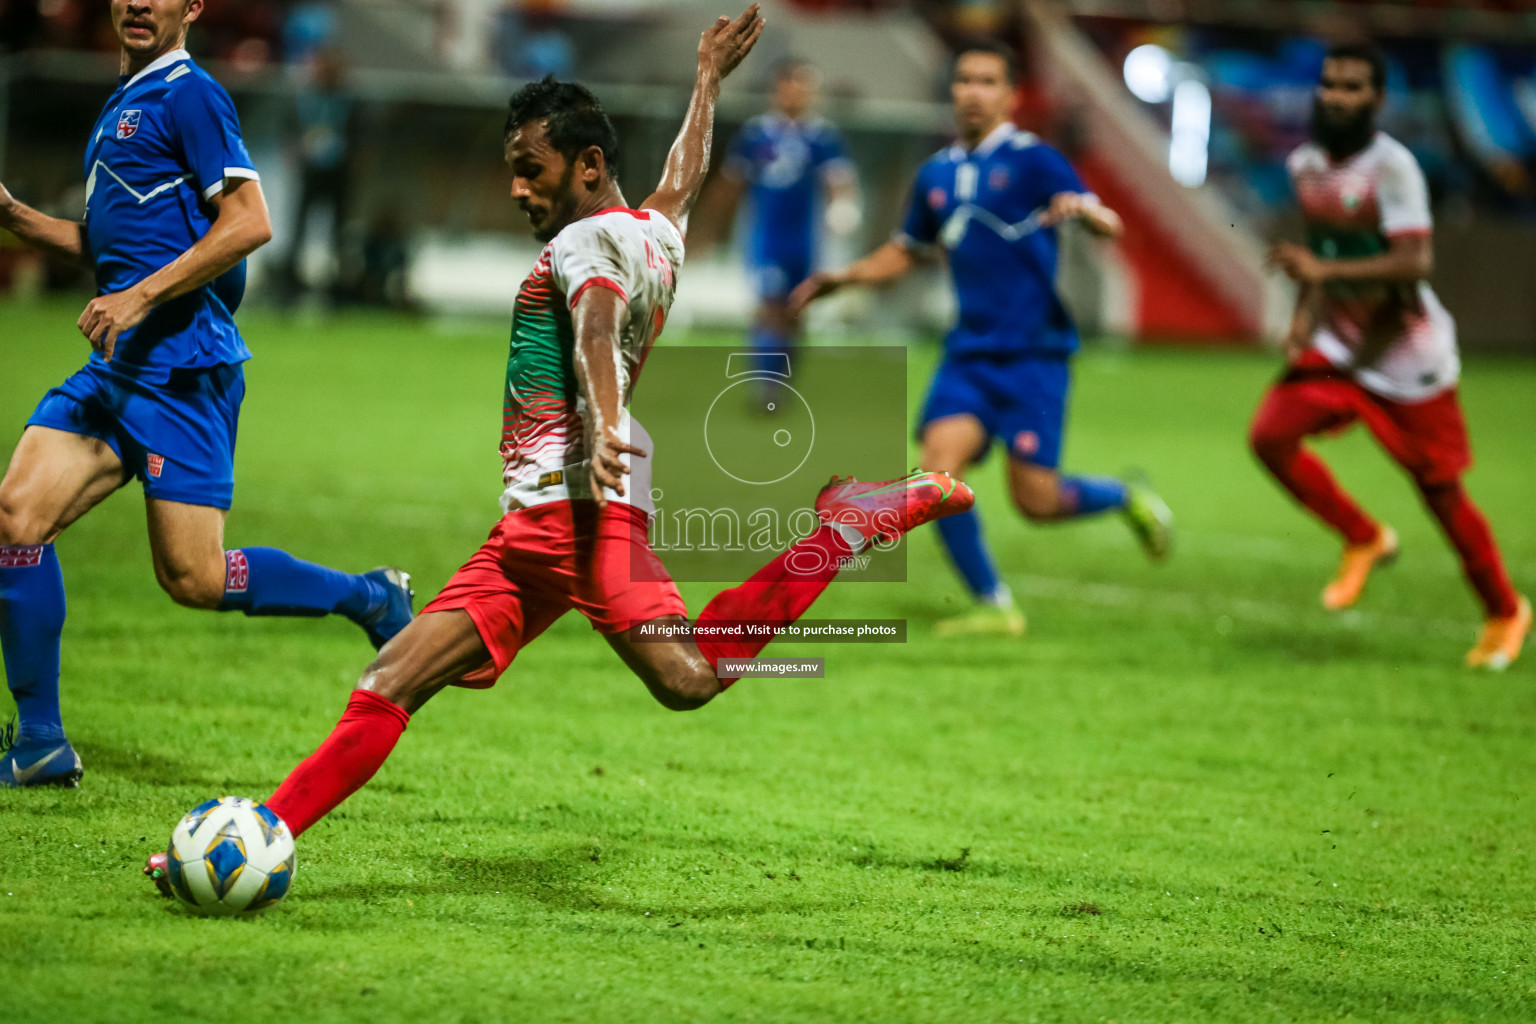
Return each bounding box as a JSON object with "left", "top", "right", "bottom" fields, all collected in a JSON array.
[{"left": 2, "top": 298, "right": 1534, "bottom": 1023}]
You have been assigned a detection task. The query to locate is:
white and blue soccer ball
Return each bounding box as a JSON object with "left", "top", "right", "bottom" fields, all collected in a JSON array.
[{"left": 165, "top": 796, "right": 296, "bottom": 916}]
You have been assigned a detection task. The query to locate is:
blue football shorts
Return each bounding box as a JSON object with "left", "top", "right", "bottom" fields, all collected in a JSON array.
[
  {"left": 918, "top": 352, "right": 1071, "bottom": 469},
  {"left": 27, "top": 360, "right": 245, "bottom": 509}
]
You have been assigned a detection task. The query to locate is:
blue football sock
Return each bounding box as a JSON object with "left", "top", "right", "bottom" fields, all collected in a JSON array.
[
  {"left": 0, "top": 544, "right": 67, "bottom": 744},
  {"left": 936, "top": 507, "right": 1007, "bottom": 603},
  {"left": 1058, "top": 475, "right": 1128, "bottom": 518},
  {"left": 218, "top": 547, "right": 385, "bottom": 620},
  {"left": 751, "top": 323, "right": 792, "bottom": 376}
]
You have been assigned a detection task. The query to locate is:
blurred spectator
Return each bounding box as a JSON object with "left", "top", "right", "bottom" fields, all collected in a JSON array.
[
  {"left": 497, "top": 3, "right": 575, "bottom": 80},
  {"left": 278, "top": 47, "right": 355, "bottom": 303},
  {"left": 1, "top": 0, "right": 288, "bottom": 61},
  {"left": 283, "top": 0, "right": 336, "bottom": 67}
]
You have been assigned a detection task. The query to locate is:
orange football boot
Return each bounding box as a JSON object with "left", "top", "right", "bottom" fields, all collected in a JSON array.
[
  {"left": 816, "top": 469, "right": 975, "bottom": 544},
  {"left": 1466, "top": 595, "right": 1532, "bottom": 671},
  {"left": 1322, "top": 525, "right": 1399, "bottom": 611}
]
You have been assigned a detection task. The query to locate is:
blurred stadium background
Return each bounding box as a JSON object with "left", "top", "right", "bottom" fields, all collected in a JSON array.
[{"left": 6, "top": 0, "right": 1536, "bottom": 354}]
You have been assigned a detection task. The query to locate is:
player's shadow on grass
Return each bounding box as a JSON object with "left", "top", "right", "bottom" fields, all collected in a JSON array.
[{"left": 75, "top": 736, "right": 228, "bottom": 788}]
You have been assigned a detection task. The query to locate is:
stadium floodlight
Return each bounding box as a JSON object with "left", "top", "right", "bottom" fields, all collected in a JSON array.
[{"left": 1123, "top": 44, "right": 1173, "bottom": 104}]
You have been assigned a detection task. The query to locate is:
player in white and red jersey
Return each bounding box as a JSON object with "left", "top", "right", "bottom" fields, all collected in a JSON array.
[
  {"left": 1256, "top": 42, "right": 1529, "bottom": 668},
  {"left": 145, "top": 8, "right": 972, "bottom": 876}
]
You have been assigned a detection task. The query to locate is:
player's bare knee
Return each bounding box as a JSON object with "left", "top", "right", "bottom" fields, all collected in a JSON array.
[
  {"left": 0, "top": 499, "right": 50, "bottom": 546},
  {"left": 357, "top": 660, "right": 413, "bottom": 706},
  {"left": 156, "top": 561, "right": 225, "bottom": 609},
  {"left": 1011, "top": 488, "right": 1058, "bottom": 522},
  {"left": 653, "top": 664, "right": 720, "bottom": 711}
]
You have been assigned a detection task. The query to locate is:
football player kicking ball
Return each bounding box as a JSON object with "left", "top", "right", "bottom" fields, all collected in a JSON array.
[
  {"left": 147, "top": 6, "right": 969, "bottom": 880},
  {"left": 0, "top": 0, "right": 413, "bottom": 790},
  {"left": 1258, "top": 42, "right": 1529, "bottom": 668},
  {"left": 792, "top": 41, "right": 1172, "bottom": 639}
]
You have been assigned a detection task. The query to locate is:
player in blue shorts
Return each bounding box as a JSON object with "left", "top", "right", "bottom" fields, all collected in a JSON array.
[
  {"left": 794, "top": 40, "right": 1173, "bottom": 636},
  {"left": 0, "top": 0, "right": 413, "bottom": 788},
  {"left": 697, "top": 58, "right": 859, "bottom": 385}
]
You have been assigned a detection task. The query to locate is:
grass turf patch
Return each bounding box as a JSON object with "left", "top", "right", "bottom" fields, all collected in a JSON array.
[{"left": 2, "top": 300, "right": 1534, "bottom": 1023}]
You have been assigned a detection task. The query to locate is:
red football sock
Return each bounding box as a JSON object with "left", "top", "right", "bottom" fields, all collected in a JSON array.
[
  {"left": 1419, "top": 481, "right": 1520, "bottom": 619},
  {"left": 265, "top": 689, "right": 411, "bottom": 838},
  {"left": 694, "top": 526, "right": 852, "bottom": 686},
  {"left": 1251, "top": 420, "right": 1378, "bottom": 546}
]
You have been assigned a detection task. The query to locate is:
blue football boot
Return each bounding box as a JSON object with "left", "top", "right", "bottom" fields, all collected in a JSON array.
[
  {"left": 356, "top": 567, "right": 415, "bottom": 650},
  {"left": 0, "top": 736, "right": 84, "bottom": 788}
]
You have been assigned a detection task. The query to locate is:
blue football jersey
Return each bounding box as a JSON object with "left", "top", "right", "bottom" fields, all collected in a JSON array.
[
  {"left": 723, "top": 113, "right": 852, "bottom": 266},
  {"left": 82, "top": 48, "right": 257, "bottom": 382},
  {"left": 898, "top": 123, "right": 1087, "bottom": 357}
]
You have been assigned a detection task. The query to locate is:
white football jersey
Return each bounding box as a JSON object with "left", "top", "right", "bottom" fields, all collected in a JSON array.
[
  {"left": 1287, "top": 132, "right": 1459, "bottom": 401},
  {"left": 497, "top": 207, "right": 683, "bottom": 513}
]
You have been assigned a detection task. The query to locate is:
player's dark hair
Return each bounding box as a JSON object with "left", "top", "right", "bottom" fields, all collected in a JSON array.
[
  {"left": 504, "top": 76, "right": 621, "bottom": 177},
  {"left": 954, "top": 38, "right": 1017, "bottom": 84},
  {"left": 1325, "top": 41, "right": 1387, "bottom": 93}
]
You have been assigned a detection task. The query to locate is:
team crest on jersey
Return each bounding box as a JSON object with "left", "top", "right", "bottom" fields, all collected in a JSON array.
[
  {"left": 146, "top": 453, "right": 165, "bottom": 478},
  {"left": 989, "top": 167, "right": 1011, "bottom": 191},
  {"left": 116, "top": 109, "right": 142, "bottom": 139},
  {"left": 928, "top": 187, "right": 947, "bottom": 210}
]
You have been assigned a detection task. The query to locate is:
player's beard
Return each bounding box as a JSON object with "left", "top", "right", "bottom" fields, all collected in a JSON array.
[
  {"left": 530, "top": 165, "right": 581, "bottom": 243},
  {"left": 1310, "top": 97, "right": 1376, "bottom": 160}
]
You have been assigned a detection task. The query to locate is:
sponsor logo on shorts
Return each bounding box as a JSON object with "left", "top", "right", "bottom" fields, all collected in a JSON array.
[
  {"left": 116, "top": 109, "right": 142, "bottom": 139},
  {"left": 0, "top": 545, "right": 45, "bottom": 568},
  {"left": 146, "top": 453, "right": 165, "bottom": 478},
  {"left": 1012, "top": 430, "right": 1039, "bottom": 457},
  {"left": 224, "top": 550, "right": 250, "bottom": 593},
  {"left": 538, "top": 470, "right": 564, "bottom": 488}
]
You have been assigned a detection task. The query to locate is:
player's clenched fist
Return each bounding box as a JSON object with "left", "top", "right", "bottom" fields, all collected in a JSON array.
[
  {"left": 697, "top": 5, "right": 765, "bottom": 82},
  {"left": 77, "top": 286, "right": 153, "bottom": 362}
]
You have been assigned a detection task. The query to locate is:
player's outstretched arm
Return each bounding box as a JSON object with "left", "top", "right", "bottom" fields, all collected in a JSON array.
[
  {"left": 0, "top": 180, "right": 89, "bottom": 268},
  {"left": 1041, "top": 192, "right": 1123, "bottom": 239},
  {"left": 572, "top": 287, "right": 647, "bottom": 507},
  {"left": 641, "top": 5, "right": 765, "bottom": 231},
  {"left": 1270, "top": 235, "right": 1432, "bottom": 288},
  {"left": 77, "top": 177, "right": 272, "bottom": 361},
  {"left": 787, "top": 240, "right": 917, "bottom": 313}
]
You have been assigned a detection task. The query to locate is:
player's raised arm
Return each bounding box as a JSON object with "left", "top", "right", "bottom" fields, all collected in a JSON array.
[
  {"left": 0, "top": 180, "right": 90, "bottom": 268},
  {"left": 77, "top": 177, "right": 272, "bottom": 362},
  {"left": 641, "top": 5, "right": 765, "bottom": 230}
]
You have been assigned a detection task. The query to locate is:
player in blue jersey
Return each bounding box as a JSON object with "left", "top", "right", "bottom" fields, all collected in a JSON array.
[
  {"left": 794, "top": 41, "right": 1173, "bottom": 636},
  {"left": 696, "top": 59, "right": 859, "bottom": 384},
  {"left": 0, "top": 0, "right": 413, "bottom": 789}
]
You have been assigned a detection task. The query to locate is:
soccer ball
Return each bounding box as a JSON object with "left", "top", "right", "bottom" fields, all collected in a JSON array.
[{"left": 165, "top": 797, "right": 296, "bottom": 916}]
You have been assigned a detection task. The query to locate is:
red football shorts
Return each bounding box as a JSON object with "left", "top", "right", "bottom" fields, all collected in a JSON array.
[
  {"left": 1256, "top": 350, "right": 1472, "bottom": 485},
  {"left": 422, "top": 500, "right": 686, "bottom": 687}
]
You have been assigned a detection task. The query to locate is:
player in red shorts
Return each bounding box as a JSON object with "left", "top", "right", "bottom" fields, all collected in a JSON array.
[
  {"left": 145, "top": 8, "right": 970, "bottom": 882},
  {"left": 1258, "top": 42, "right": 1529, "bottom": 669}
]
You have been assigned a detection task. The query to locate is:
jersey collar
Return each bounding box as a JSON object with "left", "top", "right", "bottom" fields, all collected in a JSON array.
[
  {"left": 123, "top": 47, "right": 190, "bottom": 87},
  {"left": 949, "top": 121, "right": 1017, "bottom": 162}
]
